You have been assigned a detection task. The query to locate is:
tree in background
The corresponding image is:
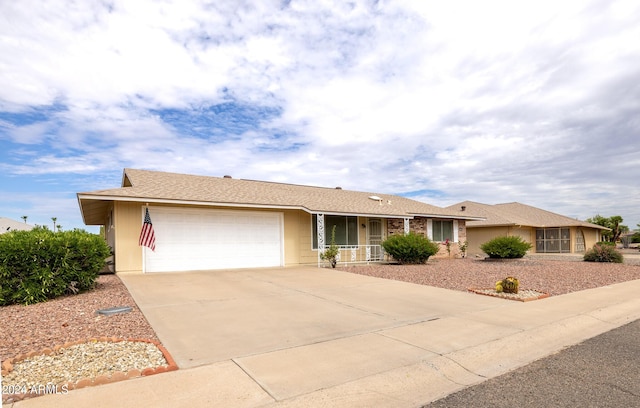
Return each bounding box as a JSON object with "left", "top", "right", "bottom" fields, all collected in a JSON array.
[
  {"left": 631, "top": 223, "right": 640, "bottom": 244},
  {"left": 21, "top": 215, "right": 28, "bottom": 223},
  {"left": 586, "top": 215, "right": 629, "bottom": 242}
]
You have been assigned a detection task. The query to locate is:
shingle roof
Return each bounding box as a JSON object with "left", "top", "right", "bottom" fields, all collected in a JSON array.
[
  {"left": 78, "top": 169, "right": 483, "bottom": 225},
  {"left": 0, "top": 217, "right": 34, "bottom": 233},
  {"left": 446, "top": 201, "right": 609, "bottom": 230}
]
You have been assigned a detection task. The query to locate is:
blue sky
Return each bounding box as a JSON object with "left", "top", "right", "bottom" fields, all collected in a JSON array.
[{"left": 1, "top": 0, "right": 639, "bottom": 232}]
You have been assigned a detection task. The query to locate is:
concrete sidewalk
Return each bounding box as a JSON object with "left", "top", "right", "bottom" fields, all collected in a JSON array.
[{"left": 11, "top": 267, "right": 640, "bottom": 408}]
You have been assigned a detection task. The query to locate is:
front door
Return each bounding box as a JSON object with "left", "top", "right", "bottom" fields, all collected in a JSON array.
[{"left": 368, "top": 218, "right": 383, "bottom": 261}]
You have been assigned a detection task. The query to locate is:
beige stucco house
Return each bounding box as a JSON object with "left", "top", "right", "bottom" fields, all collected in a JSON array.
[
  {"left": 446, "top": 201, "right": 610, "bottom": 257},
  {"left": 77, "top": 169, "right": 483, "bottom": 273}
]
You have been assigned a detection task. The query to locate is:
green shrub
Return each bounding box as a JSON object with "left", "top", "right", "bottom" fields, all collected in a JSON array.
[
  {"left": 0, "top": 227, "right": 112, "bottom": 305},
  {"left": 596, "top": 241, "right": 616, "bottom": 247},
  {"left": 382, "top": 232, "right": 439, "bottom": 264},
  {"left": 583, "top": 244, "right": 624, "bottom": 263},
  {"left": 480, "top": 236, "right": 532, "bottom": 259},
  {"left": 320, "top": 225, "right": 340, "bottom": 268}
]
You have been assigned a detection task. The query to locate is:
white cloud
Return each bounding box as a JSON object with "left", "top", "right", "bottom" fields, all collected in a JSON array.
[{"left": 0, "top": 0, "right": 639, "bottom": 229}]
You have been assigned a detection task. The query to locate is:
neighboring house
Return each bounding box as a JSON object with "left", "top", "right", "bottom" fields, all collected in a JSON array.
[
  {"left": 0, "top": 217, "right": 34, "bottom": 234},
  {"left": 77, "top": 169, "right": 483, "bottom": 273},
  {"left": 621, "top": 231, "right": 639, "bottom": 248},
  {"left": 446, "top": 201, "right": 610, "bottom": 256}
]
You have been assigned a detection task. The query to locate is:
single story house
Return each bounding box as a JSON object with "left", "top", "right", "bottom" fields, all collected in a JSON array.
[
  {"left": 0, "top": 217, "right": 34, "bottom": 234},
  {"left": 446, "top": 201, "right": 610, "bottom": 256},
  {"left": 77, "top": 169, "right": 483, "bottom": 273}
]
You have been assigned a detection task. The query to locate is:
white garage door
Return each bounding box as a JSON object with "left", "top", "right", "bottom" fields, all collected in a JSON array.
[{"left": 143, "top": 207, "right": 283, "bottom": 272}]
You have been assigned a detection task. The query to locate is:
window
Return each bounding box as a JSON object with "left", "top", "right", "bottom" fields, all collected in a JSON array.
[
  {"left": 432, "top": 220, "right": 453, "bottom": 242},
  {"left": 536, "top": 228, "right": 570, "bottom": 253},
  {"left": 312, "top": 215, "right": 358, "bottom": 249}
]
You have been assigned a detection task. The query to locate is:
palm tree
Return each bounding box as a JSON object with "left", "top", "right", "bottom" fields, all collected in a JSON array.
[
  {"left": 52, "top": 217, "right": 57, "bottom": 231},
  {"left": 56, "top": 225, "right": 63, "bottom": 232},
  {"left": 21, "top": 215, "right": 28, "bottom": 223}
]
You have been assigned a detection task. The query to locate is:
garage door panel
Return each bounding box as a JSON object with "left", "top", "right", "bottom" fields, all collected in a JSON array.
[{"left": 144, "top": 208, "right": 283, "bottom": 272}]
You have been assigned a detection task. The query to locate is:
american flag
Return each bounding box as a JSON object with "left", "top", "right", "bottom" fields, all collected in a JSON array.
[{"left": 139, "top": 207, "right": 156, "bottom": 251}]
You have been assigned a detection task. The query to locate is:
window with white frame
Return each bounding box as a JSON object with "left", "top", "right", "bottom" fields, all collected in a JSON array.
[
  {"left": 312, "top": 215, "right": 358, "bottom": 249},
  {"left": 432, "top": 220, "right": 454, "bottom": 242}
]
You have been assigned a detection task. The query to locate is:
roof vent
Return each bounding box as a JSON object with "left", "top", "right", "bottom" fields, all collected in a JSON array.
[
  {"left": 368, "top": 195, "right": 382, "bottom": 201},
  {"left": 335, "top": 186, "right": 342, "bottom": 190},
  {"left": 223, "top": 175, "right": 232, "bottom": 178},
  {"left": 461, "top": 205, "right": 466, "bottom": 211}
]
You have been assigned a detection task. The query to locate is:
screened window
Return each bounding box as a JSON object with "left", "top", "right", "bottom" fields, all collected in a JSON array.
[
  {"left": 312, "top": 215, "right": 358, "bottom": 249},
  {"left": 535, "top": 228, "right": 570, "bottom": 253},
  {"left": 432, "top": 220, "right": 454, "bottom": 242}
]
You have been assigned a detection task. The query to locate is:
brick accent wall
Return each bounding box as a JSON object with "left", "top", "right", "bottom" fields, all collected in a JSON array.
[
  {"left": 387, "top": 219, "right": 405, "bottom": 236},
  {"left": 386, "top": 218, "right": 469, "bottom": 258},
  {"left": 386, "top": 218, "right": 429, "bottom": 236}
]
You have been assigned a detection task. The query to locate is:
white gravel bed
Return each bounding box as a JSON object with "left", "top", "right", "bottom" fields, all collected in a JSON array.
[
  {"left": 468, "top": 288, "right": 549, "bottom": 301},
  {"left": 3, "top": 341, "right": 167, "bottom": 391}
]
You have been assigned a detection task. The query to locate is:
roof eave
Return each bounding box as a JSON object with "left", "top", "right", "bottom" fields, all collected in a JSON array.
[{"left": 77, "top": 194, "right": 485, "bottom": 222}]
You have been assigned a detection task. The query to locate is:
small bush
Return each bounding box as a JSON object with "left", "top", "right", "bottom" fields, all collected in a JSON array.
[
  {"left": 0, "top": 227, "right": 112, "bottom": 305},
  {"left": 583, "top": 244, "right": 624, "bottom": 263},
  {"left": 382, "top": 232, "right": 439, "bottom": 264},
  {"left": 480, "top": 236, "right": 532, "bottom": 259},
  {"left": 596, "top": 241, "right": 616, "bottom": 247},
  {"left": 320, "top": 225, "right": 339, "bottom": 268}
]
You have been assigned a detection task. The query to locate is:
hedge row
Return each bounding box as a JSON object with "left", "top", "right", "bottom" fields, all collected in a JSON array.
[{"left": 0, "top": 227, "right": 111, "bottom": 305}]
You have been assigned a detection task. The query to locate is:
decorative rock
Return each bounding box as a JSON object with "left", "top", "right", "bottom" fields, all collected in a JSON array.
[
  {"left": 153, "top": 366, "right": 167, "bottom": 374},
  {"left": 110, "top": 371, "right": 127, "bottom": 383},
  {"left": 126, "top": 369, "right": 141, "bottom": 379},
  {"left": 468, "top": 288, "right": 550, "bottom": 302},
  {"left": 96, "top": 306, "right": 133, "bottom": 316},
  {"left": 2, "top": 339, "right": 176, "bottom": 397},
  {"left": 93, "top": 375, "right": 110, "bottom": 386},
  {"left": 2, "top": 359, "right": 13, "bottom": 371},
  {"left": 75, "top": 378, "right": 93, "bottom": 389},
  {"left": 141, "top": 367, "right": 156, "bottom": 376}
]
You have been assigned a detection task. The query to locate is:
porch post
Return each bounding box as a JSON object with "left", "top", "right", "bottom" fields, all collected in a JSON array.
[
  {"left": 453, "top": 220, "right": 459, "bottom": 242},
  {"left": 403, "top": 218, "right": 410, "bottom": 235},
  {"left": 317, "top": 213, "right": 325, "bottom": 265}
]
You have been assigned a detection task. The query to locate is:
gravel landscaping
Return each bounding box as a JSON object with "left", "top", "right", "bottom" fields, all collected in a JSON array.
[
  {"left": 0, "top": 274, "right": 159, "bottom": 361},
  {"left": 3, "top": 259, "right": 640, "bottom": 360},
  {"left": 2, "top": 258, "right": 640, "bottom": 401},
  {"left": 340, "top": 258, "right": 640, "bottom": 297}
]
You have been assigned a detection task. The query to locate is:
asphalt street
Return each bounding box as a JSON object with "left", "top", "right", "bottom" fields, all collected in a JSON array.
[{"left": 426, "top": 318, "right": 640, "bottom": 407}]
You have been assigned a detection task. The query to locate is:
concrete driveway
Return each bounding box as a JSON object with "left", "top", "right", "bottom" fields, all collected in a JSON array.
[
  {"left": 18, "top": 267, "right": 640, "bottom": 407},
  {"left": 120, "top": 266, "right": 503, "bottom": 369}
]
